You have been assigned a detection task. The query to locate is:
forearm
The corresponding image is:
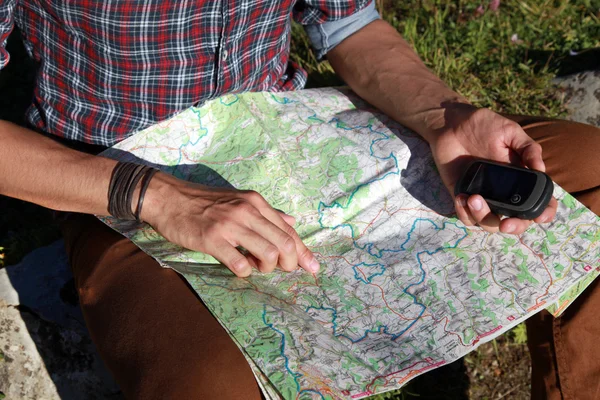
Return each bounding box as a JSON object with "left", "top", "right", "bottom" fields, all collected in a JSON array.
[
  {"left": 327, "top": 20, "right": 470, "bottom": 143},
  {"left": 0, "top": 120, "right": 116, "bottom": 215}
]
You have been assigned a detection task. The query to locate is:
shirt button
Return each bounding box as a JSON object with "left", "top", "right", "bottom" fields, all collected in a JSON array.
[{"left": 222, "top": 49, "right": 228, "bottom": 60}]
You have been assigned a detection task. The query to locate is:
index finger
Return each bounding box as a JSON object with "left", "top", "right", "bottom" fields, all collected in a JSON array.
[
  {"left": 261, "top": 207, "right": 319, "bottom": 273},
  {"left": 243, "top": 192, "right": 319, "bottom": 273}
]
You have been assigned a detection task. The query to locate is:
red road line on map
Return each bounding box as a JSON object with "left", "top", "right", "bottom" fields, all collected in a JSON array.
[
  {"left": 311, "top": 252, "right": 417, "bottom": 322},
  {"left": 294, "top": 126, "right": 314, "bottom": 152},
  {"left": 355, "top": 268, "right": 414, "bottom": 321},
  {"left": 242, "top": 280, "right": 300, "bottom": 308},
  {"left": 355, "top": 209, "right": 383, "bottom": 239},
  {"left": 296, "top": 365, "right": 339, "bottom": 400},
  {"left": 436, "top": 316, "right": 469, "bottom": 347},
  {"left": 518, "top": 236, "right": 554, "bottom": 304},
  {"left": 365, "top": 359, "right": 439, "bottom": 392},
  {"left": 287, "top": 280, "right": 321, "bottom": 303}
]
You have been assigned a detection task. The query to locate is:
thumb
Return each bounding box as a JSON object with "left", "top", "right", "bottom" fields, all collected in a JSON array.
[{"left": 509, "top": 130, "right": 545, "bottom": 172}]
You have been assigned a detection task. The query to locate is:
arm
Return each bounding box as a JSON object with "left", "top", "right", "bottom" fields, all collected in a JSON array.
[
  {"left": 0, "top": 120, "right": 117, "bottom": 214},
  {"left": 0, "top": 120, "right": 318, "bottom": 276},
  {"left": 327, "top": 20, "right": 466, "bottom": 142},
  {"left": 327, "top": 20, "right": 557, "bottom": 234}
]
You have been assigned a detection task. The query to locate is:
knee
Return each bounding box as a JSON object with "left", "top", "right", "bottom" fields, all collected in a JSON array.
[{"left": 528, "top": 120, "right": 600, "bottom": 191}]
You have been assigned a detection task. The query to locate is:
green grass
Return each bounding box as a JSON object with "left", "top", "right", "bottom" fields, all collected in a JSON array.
[{"left": 292, "top": 0, "right": 600, "bottom": 116}]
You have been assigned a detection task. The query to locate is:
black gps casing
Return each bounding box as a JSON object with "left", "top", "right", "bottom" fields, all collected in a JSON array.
[{"left": 454, "top": 160, "right": 554, "bottom": 220}]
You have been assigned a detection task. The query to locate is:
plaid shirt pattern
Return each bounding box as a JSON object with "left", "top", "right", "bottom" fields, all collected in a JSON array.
[{"left": 0, "top": 0, "right": 370, "bottom": 146}]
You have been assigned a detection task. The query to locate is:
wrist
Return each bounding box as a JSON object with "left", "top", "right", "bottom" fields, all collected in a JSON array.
[
  {"left": 138, "top": 171, "right": 175, "bottom": 225},
  {"left": 419, "top": 101, "right": 477, "bottom": 146}
]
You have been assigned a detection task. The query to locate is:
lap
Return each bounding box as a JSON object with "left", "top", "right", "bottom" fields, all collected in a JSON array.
[{"left": 61, "top": 214, "right": 263, "bottom": 400}]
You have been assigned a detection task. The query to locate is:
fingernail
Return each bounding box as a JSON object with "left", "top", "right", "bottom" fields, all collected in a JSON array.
[
  {"left": 456, "top": 196, "right": 467, "bottom": 207},
  {"left": 470, "top": 198, "right": 483, "bottom": 211},
  {"left": 538, "top": 215, "right": 548, "bottom": 223},
  {"left": 309, "top": 258, "right": 320, "bottom": 273},
  {"left": 504, "top": 223, "right": 515, "bottom": 233}
]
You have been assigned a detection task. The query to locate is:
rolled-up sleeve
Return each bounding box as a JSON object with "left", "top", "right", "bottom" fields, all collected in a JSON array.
[
  {"left": 0, "top": 0, "right": 16, "bottom": 70},
  {"left": 294, "top": 0, "right": 380, "bottom": 59}
]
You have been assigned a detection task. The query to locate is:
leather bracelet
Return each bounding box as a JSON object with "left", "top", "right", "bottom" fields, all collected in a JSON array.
[
  {"left": 135, "top": 168, "right": 159, "bottom": 222},
  {"left": 108, "top": 162, "right": 133, "bottom": 219},
  {"left": 121, "top": 164, "right": 144, "bottom": 219},
  {"left": 108, "top": 161, "right": 155, "bottom": 220}
]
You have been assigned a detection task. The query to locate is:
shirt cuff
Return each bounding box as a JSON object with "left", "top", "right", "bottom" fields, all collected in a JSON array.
[{"left": 304, "top": 1, "right": 380, "bottom": 60}]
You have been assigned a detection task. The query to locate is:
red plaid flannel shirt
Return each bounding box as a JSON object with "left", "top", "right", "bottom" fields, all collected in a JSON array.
[{"left": 0, "top": 0, "right": 372, "bottom": 146}]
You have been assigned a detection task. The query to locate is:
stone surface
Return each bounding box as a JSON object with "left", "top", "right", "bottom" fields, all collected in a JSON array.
[
  {"left": 0, "top": 241, "right": 121, "bottom": 400},
  {"left": 555, "top": 70, "right": 600, "bottom": 127}
]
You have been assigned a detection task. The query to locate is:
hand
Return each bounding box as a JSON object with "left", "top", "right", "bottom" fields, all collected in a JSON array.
[
  {"left": 140, "top": 173, "right": 319, "bottom": 277},
  {"left": 430, "top": 104, "right": 558, "bottom": 235}
]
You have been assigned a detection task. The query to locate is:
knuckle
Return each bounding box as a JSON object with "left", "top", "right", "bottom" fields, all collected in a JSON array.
[
  {"left": 242, "top": 190, "right": 264, "bottom": 203},
  {"left": 280, "top": 262, "right": 297, "bottom": 272},
  {"left": 298, "top": 246, "right": 312, "bottom": 261},
  {"left": 192, "top": 240, "right": 209, "bottom": 253},
  {"left": 497, "top": 117, "right": 520, "bottom": 132},
  {"left": 527, "top": 142, "right": 542, "bottom": 155},
  {"left": 281, "top": 236, "right": 296, "bottom": 253},
  {"left": 282, "top": 223, "right": 299, "bottom": 238},
  {"left": 507, "top": 120, "right": 521, "bottom": 131},
  {"left": 230, "top": 257, "right": 250, "bottom": 273},
  {"left": 234, "top": 201, "right": 258, "bottom": 216},
  {"left": 202, "top": 224, "right": 223, "bottom": 241},
  {"left": 264, "top": 245, "right": 280, "bottom": 263}
]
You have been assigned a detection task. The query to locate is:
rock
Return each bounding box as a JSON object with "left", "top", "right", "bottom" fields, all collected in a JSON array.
[
  {"left": 0, "top": 241, "right": 121, "bottom": 399},
  {"left": 0, "top": 304, "right": 59, "bottom": 399},
  {"left": 555, "top": 70, "right": 600, "bottom": 127}
]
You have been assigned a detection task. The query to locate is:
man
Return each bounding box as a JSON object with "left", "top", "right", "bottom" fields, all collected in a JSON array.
[{"left": 0, "top": 1, "right": 598, "bottom": 398}]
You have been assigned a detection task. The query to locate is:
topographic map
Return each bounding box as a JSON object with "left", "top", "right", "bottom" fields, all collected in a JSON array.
[{"left": 100, "top": 88, "right": 600, "bottom": 399}]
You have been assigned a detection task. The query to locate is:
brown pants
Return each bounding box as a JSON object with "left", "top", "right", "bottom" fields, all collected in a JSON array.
[{"left": 61, "top": 116, "right": 600, "bottom": 400}]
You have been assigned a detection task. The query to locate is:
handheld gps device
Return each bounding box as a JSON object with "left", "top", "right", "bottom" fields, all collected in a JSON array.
[{"left": 454, "top": 160, "right": 554, "bottom": 220}]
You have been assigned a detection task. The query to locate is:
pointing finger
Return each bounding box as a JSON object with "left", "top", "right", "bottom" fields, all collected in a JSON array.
[{"left": 248, "top": 216, "right": 298, "bottom": 272}]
